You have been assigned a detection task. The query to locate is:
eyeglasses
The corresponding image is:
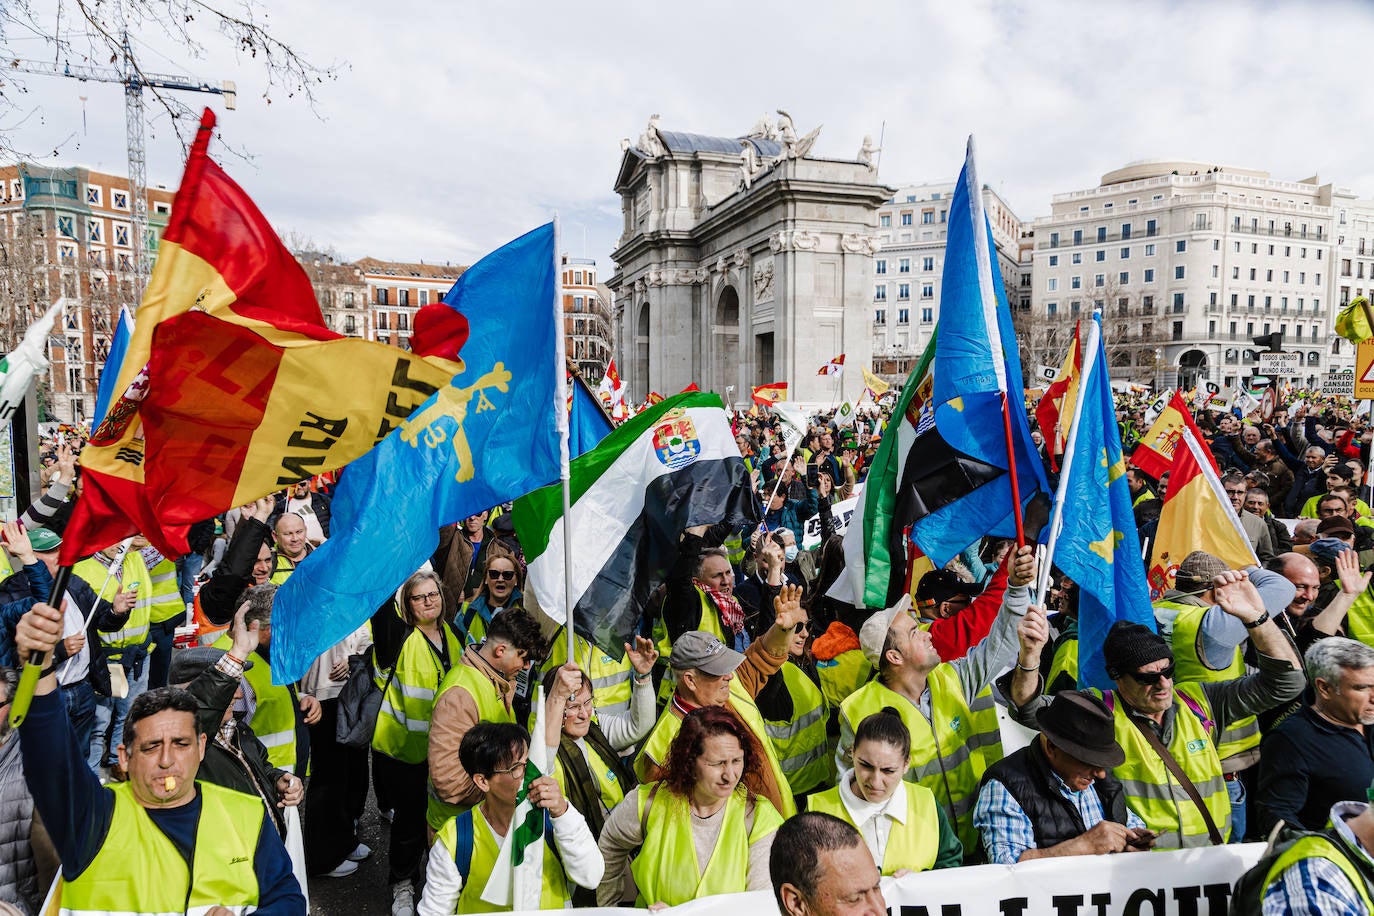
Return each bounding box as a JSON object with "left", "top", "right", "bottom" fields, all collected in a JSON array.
[
  {"left": 491, "top": 758, "right": 529, "bottom": 779},
  {"left": 1223, "top": 489, "right": 1247, "bottom": 498},
  {"left": 488, "top": 569, "right": 516, "bottom": 582},
  {"left": 562, "top": 697, "right": 592, "bottom": 716},
  {"left": 408, "top": 591, "right": 441, "bottom": 604},
  {"left": 1127, "top": 665, "right": 1175, "bottom": 686}
]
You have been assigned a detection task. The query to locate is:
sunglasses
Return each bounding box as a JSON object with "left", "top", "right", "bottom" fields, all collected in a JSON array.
[
  {"left": 488, "top": 569, "right": 516, "bottom": 581},
  {"left": 792, "top": 620, "right": 809, "bottom": 635},
  {"left": 1127, "top": 665, "right": 1175, "bottom": 687}
]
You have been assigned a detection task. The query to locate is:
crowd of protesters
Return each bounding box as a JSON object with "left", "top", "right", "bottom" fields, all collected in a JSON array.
[{"left": 2, "top": 384, "right": 1374, "bottom": 914}]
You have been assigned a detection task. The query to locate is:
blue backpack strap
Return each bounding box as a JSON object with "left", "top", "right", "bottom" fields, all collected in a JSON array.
[{"left": 454, "top": 809, "right": 476, "bottom": 885}]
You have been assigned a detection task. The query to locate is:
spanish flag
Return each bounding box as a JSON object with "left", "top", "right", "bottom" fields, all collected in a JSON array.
[
  {"left": 1130, "top": 391, "right": 1215, "bottom": 482},
  {"left": 1033, "top": 322, "right": 1081, "bottom": 472},
  {"left": 63, "top": 109, "right": 461, "bottom": 562},
  {"left": 1147, "top": 422, "right": 1257, "bottom": 597},
  {"left": 751, "top": 381, "right": 788, "bottom": 405}
]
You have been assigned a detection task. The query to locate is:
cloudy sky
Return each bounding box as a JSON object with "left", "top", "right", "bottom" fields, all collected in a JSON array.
[{"left": 5, "top": 0, "right": 1374, "bottom": 276}]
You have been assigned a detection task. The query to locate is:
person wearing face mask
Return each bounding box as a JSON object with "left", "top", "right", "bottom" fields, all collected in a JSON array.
[
  {"left": 597, "top": 706, "right": 782, "bottom": 907},
  {"left": 808, "top": 708, "right": 962, "bottom": 873}
]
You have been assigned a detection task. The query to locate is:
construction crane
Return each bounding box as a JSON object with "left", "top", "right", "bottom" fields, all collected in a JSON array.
[{"left": 8, "top": 33, "right": 235, "bottom": 299}]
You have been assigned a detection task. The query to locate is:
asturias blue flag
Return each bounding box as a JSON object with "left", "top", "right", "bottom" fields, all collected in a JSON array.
[
  {"left": 1055, "top": 313, "right": 1156, "bottom": 690},
  {"left": 271, "top": 223, "right": 561, "bottom": 684},
  {"left": 570, "top": 373, "right": 613, "bottom": 458},
  {"left": 91, "top": 307, "right": 134, "bottom": 431},
  {"left": 909, "top": 138, "right": 1048, "bottom": 566}
]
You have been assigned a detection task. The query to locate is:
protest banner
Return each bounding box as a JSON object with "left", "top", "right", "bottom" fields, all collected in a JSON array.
[{"left": 801, "top": 492, "right": 859, "bottom": 548}]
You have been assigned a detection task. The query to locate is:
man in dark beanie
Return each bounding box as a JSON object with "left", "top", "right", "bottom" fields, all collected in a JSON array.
[
  {"left": 1152, "top": 550, "right": 1297, "bottom": 841},
  {"left": 1007, "top": 569, "right": 1304, "bottom": 848}
]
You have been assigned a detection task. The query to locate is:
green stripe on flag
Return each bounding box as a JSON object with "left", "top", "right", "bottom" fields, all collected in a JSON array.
[{"left": 511, "top": 760, "right": 545, "bottom": 866}]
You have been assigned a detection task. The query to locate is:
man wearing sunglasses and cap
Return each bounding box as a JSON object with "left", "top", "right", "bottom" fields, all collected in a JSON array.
[
  {"left": 975, "top": 691, "right": 1154, "bottom": 863},
  {"left": 1007, "top": 569, "right": 1304, "bottom": 849}
]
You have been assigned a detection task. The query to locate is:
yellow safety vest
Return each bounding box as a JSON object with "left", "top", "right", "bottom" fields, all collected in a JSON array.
[
  {"left": 1262, "top": 834, "right": 1374, "bottom": 911},
  {"left": 1346, "top": 589, "right": 1374, "bottom": 648},
  {"left": 434, "top": 808, "right": 570, "bottom": 913},
  {"left": 1045, "top": 638, "right": 1079, "bottom": 695},
  {"left": 212, "top": 635, "right": 298, "bottom": 773},
  {"left": 57, "top": 781, "right": 264, "bottom": 916},
  {"left": 372, "top": 621, "right": 465, "bottom": 764},
  {"left": 542, "top": 628, "right": 632, "bottom": 718},
  {"left": 145, "top": 556, "right": 184, "bottom": 624},
  {"left": 426, "top": 662, "right": 514, "bottom": 831},
  {"left": 73, "top": 553, "right": 154, "bottom": 649},
  {"left": 762, "top": 662, "right": 835, "bottom": 795},
  {"left": 0, "top": 549, "right": 13, "bottom": 580},
  {"left": 807, "top": 781, "right": 941, "bottom": 875},
  {"left": 1159, "top": 598, "right": 1260, "bottom": 762},
  {"left": 1302, "top": 494, "right": 1374, "bottom": 518},
  {"left": 814, "top": 649, "right": 872, "bottom": 709},
  {"left": 1095, "top": 684, "right": 1231, "bottom": 849},
  {"left": 839, "top": 666, "right": 1001, "bottom": 851},
  {"left": 552, "top": 744, "right": 626, "bottom": 817},
  {"left": 635, "top": 678, "right": 797, "bottom": 817},
  {"left": 630, "top": 786, "right": 782, "bottom": 907}
]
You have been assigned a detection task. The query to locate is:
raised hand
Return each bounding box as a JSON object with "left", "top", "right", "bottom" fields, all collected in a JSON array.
[
  {"left": 1008, "top": 544, "right": 1037, "bottom": 587},
  {"left": 624, "top": 635, "right": 658, "bottom": 676},
  {"left": 1212, "top": 569, "right": 1265, "bottom": 625},
  {"left": 772, "top": 583, "right": 805, "bottom": 632},
  {"left": 1336, "top": 547, "right": 1372, "bottom": 597}
]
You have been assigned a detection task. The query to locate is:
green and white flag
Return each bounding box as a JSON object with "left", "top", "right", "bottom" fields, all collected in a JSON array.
[
  {"left": 480, "top": 686, "right": 548, "bottom": 909},
  {"left": 513, "top": 391, "right": 760, "bottom": 656}
]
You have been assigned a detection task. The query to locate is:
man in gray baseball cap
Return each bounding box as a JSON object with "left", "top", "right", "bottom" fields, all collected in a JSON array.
[{"left": 634, "top": 583, "right": 809, "bottom": 818}]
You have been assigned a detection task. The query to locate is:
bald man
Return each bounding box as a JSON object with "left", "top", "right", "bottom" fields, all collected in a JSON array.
[{"left": 1267, "top": 553, "right": 1320, "bottom": 634}]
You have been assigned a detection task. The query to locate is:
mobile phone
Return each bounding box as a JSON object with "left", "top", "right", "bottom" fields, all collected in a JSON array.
[
  {"left": 806, "top": 463, "right": 819, "bottom": 488},
  {"left": 1126, "top": 830, "right": 1157, "bottom": 848}
]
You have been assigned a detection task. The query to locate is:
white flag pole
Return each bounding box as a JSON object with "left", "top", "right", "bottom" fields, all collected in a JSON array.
[
  {"left": 551, "top": 218, "right": 575, "bottom": 664},
  {"left": 81, "top": 537, "right": 135, "bottom": 631},
  {"left": 1034, "top": 309, "right": 1103, "bottom": 604}
]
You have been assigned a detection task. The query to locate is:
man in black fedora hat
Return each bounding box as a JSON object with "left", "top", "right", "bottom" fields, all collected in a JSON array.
[{"left": 973, "top": 691, "right": 1156, "bottom": 863}]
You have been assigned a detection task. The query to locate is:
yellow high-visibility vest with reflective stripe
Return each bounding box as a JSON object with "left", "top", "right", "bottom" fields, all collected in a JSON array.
[
  {"left": 1160, "top": 599, "right": 1260, "bottom": 762},
  {"left": 145, "top": 556, "right": 184, "bottom": 624},
  {"left": 426, "top": 661, "right": 513, "bottom": 831},
  {"left": 807, "top": 781, "right": 941, "bottom": 875},
  {"left": 434, "top": 808, "right": 571, "bottom": 912},
  {"left": 543, "top": 628, "right": 633, "bottom": 718},
  {"left": 58, "top": 781, "right": 263, "bottom": 916},
  {"left": 213, "top": 634, "right": 298, "bottom": 772},
  {"left": 372, "top": 618, "right": 464, "bottom": 764},
  {"left": 763, "top": 662, "right": 835, "bottom": 795},
  {"left": 1260, "top": 834, "right": 1374, "bottom": 911},
  {"left": 73, "top": 553, "right": 153, "bottom": 649}
]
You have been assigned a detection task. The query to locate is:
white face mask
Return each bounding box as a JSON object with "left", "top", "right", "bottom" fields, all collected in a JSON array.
[{"left": 784, "top": 546, "right": 799, "bottom": 562}]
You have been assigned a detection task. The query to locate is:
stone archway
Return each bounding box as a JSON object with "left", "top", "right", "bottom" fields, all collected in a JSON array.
[
  {"left": 634, "top": 301, "right": 650, "bottom": 400},
  {"left": 713, "top": 286, "right": 740, "bottom": 399},
  {"left": 1177, "top": 348, "right": 1208, "bottom": 390}
]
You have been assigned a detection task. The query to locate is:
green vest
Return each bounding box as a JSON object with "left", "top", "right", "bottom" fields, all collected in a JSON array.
[
  {"left": 73, "top": 553, "right": 153, "bottom": 649},
  {"left": 815, "top": 649, "right": 872, "bottom": 709},
  {"left": 372, "top": 621, "right": 465, "bottom": 764},
  {"left": 434, "top": 808, "right": 570, "bottom": 912},
  {"left": 213, "top": 635, "right": 298, "bottom": 772},
  {"left": 807, "top": 781, "right": 941, "bottom": 875},
  {"left": 426, "top": 661, "right": 514, "bottom": 831},
  {"left": 145, "top": 556, "right": 184, "bottom": 625},
  {"left": 1159, "top": 599, "right": 1260, "bottom": 762},
  {"left": 58, "top": 781, "right": 263, "bottom": 915},
  {"left": 542, "top": 629, "right": 633, "bottom": 718},
  {"left": 630, "top": 786, "right": 782, "bottom": 907},
  {"left": 838, "top": 666, "right": 1001, "bottom": 852},
  {"left": 635, "top": 678, "right": 797, "bottom": 817},
  {"left": 762, "top": 662, "right": 835, "bottom": 795},
  {"left": 1096, "top": 684, "right": 1230, "bottom": 849},
  {"left": 1261, "top": 834, "right": 1374, "bottom": 911}
]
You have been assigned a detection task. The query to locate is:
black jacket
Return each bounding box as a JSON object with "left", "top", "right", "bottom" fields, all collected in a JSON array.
[
  {"left": 1257, "top": 704, "right": 1374, "bottom": 835},
  {"left": 981, "top": 738, "right": 1129, "bottom": 852},
  {"left": 199, "top": 518, "right": 274, "bottom": 625}
]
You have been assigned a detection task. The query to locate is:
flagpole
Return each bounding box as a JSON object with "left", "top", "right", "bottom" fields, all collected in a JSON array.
[
  {"left": 551, "top": 217, "right": 575, "bottom": 664},
  {"left": 1034, "top": 310, "right": 1103, "bottom": 603}
]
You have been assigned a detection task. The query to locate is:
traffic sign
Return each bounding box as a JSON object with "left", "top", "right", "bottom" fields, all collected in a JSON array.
[
  {"left": 1257, "top": 352, "right": 1302, "bottom": 377},
  {"left": 1357, "top": 340, "right": 1374, "bottom": 399}
]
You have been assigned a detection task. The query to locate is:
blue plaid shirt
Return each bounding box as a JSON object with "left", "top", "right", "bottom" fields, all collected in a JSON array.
[
  {"left": 973, "top": 773, "right": 1145, "bottom": 864},
  {"left": 1263, "top": 802, "right": 1372, "bottom": 916}
]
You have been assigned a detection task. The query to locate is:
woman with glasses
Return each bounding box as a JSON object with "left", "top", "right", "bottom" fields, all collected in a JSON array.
[
  {"left": 460, "top": 544, "right": 523, "bottom": 646},
  {"left": 596, "top": 706, "right": 782, "bottom": 907},
  {"left": 371, "top": 569, "right": 466, "bottom": 912},
  {"left": 757, "top": 603, "right": 836, "bottom": 801},
  {"left": 807, "top": 708, "right": 962, "bottom": 874}
]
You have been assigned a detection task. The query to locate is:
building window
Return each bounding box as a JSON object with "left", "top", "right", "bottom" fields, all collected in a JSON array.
[
  {"left": 921, "top": 308, "right": 933, "bottom": 323},
  {"left": 420, "top": 290, "right": 430, "bottom": 306},
  {"left": 1120, "top": 247, "right": 1130, "bottom": 259},
  {"left": 398, "top": 289, "right": 410, "bottom": 306},
  {"left": 85, "top": 185, "right": 101, "bottom": 206},
  {"left": 1047, "top": 301, "right": 1058, "bottom": 316},
  {"left": 378, "top": 313, "right": 389, "bottom": 330},
  {"left": 1121, "top": 223, "right": 1132, "bottom": 240},
  {"left": 921, "top": 211, "right": 934, "bottom": 224},
  {"left": 875, "top": 259, "right": 887, "bottom": 275},
  {"left": 1071, "top": 276, "right": 1082, "bottom": 290},
  {"left": 1049, "top": 255, "right": 1058, "bottom": 267},
  {"left": 1145, "top": 243, "right": 1156, "bottom": 256},
  {"left": 1094, "top": 274, "right": 1105, "bottom": 287},
  {"left": 1173, "top": 293, "right": 1185, "bottom": 310},
  {"left": 57, "top": 216, "right": 75, "bottom": 238},
  {"left": 880, "top": 214, "right": 891, "bottom": 228},
  {"left": 87, "top": 220, "right": 102, "bottom": 244},
  {"left": 377, "top": 288, "right": 389, "bottom": 305},
  {"left": 874, "top": 286, "right": 887, "bottom": 301},
  {"left": 343, "top": 291, "right": 355, "bottom": 307},
  {"left": 1096, "top": 250, "right": 1106, "bottom": 262},
  {"left": 1072, "top": 253, "right": 1082, "bottom": 265},
  {"left": 899, "top": 258, "right": 911, "bottom": 273},
  {"left": 1175, "top": 265, "right": 1185, "bottom": 279},
  {"left": 898, "top": 308, "right": 910, "bottom": 324},
  {"left": 112, "top": 190, "right": 127, "bottom": 209},
  {"left": 901, "top": 212, "right": 913, "bottom": 226},
  {"left": 1097, "top": 227, "right": 1107, "bottom": 243},
  {"left": 1119, "top": 272, "right": 1129, "bottom": 284},
  {"left": 898, "top": 284, "right": 910, "bottom": 300},
  {"left": 1146, "top": 219, "right": 1158, "bottom": 237},
  {"left": 1073, "top": 229, "right": 1083, "bottom": 246},
  {"left": 874, "top": 309, "right": 886, "bottom": 324},
  {"left": 921, "top": 284, "right": 934, "bottom": 299},
  {"left": 1049, "top": 232, "right": 1059, "bottom": 248},
  {"left": 922, "top": 257, "right": 934, "bottom": 271},
  {"left": 1047, "top": 278, "right": 1058, "bottom": 292},
  {"left": 114, "top": 223, "right": 130, "bottom": 247},
  {"left": 1172, "top": 321, "right": 1183, "bottom": 341},
  {"left": 1144, "top": 268, "right": 1155, "bottom": 283},
  {"left": 1176, "top": 240, "right": 1187, "bottom": 253}
]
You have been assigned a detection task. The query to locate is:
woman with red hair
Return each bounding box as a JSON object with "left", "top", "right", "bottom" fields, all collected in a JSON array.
[{"left": 595, "top": 705, "right": 782, "bottom": 908}]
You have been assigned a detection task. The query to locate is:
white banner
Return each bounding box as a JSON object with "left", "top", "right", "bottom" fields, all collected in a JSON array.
[
  {"left": 517, "top": 844, "right": 1266, "bottom": 916},
  {"left": 801, "top": 494, "right": 859, "bottom": 548},
  {"left": 1143, "top": 388, "right": 1173, "bottom": 426}
]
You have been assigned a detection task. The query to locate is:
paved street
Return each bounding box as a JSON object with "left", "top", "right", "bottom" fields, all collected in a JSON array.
[{"left": 307, "top": 781, "right": 403, "bottom": 915}]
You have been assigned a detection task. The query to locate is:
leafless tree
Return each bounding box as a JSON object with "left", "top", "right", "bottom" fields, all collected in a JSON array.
[{"left": 1012, "top": 276, "right": 1169, "bottom": 386}]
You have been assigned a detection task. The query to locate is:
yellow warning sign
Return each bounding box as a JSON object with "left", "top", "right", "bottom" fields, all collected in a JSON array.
[{"left": 1356, "top": 340, "right": 1374, "bottom": 399}]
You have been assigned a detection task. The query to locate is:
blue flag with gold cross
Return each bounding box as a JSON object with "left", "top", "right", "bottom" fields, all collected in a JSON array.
[
  {"left": 271, "top": 223, "right": 561, "bottom": 684},
  {"left": 1054, "top": 312, "right": 1155, "bottom": 690}
]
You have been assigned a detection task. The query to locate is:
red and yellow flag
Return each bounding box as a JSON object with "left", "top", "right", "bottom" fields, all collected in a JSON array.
[
  {"left": 1147, "top": 424, "right": 1257, "bottom": 596},
  {"left": 64, "top": 110, "right": 461, "bottom": 561},
  {"left": 751, "top": 381, "right": 788, "bottom": 406},
  {"left": 1130, "top": 391, "right": 1215, "bottom": 482},
  {"left": 1034, "top": 323, "right": 1081, "bottom": 471}
]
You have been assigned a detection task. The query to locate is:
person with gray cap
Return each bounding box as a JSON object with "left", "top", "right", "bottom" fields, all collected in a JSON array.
[
  {"left": 837, "top": 545, "right": 1039, "bottom": 854},
  {"left": 1153, "top": 549, "right": 1298, "bottom": 840},
  {"left": 634, "top": 584, "right": 807, "bottom": 819},
  {"left": 1007, "top": 569, "right": 1304, "bottom": 848},
  {"left": 175, "top": 602, "right": 304, "bottom": 843},
  {"left": 975, "top": 691, "right": 1153, "bottom": 863}
]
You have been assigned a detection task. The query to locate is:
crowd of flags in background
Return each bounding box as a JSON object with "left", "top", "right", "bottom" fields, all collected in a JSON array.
[{"left": 0, "top": 121, "right": 1286, "bottom": 729}]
